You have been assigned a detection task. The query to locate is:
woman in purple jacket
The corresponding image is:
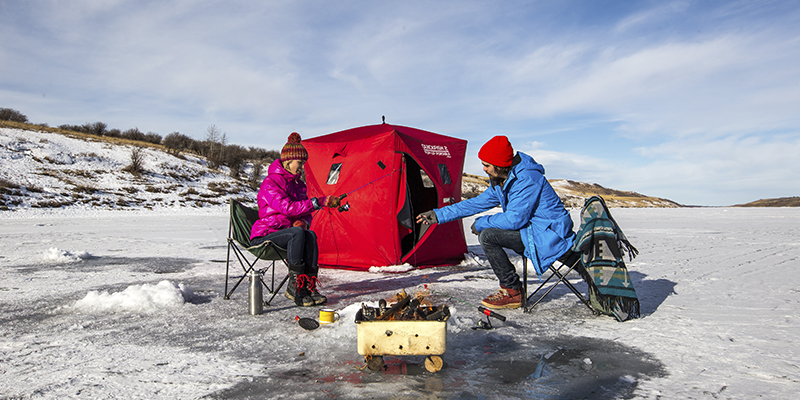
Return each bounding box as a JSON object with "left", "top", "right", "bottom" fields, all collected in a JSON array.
[{"left": 250, "top": 132, "right": 340, "bottom": 307}]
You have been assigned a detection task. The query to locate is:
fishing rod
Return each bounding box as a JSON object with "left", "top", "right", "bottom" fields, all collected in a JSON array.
[
  {"left": 423, "top": 284, "right": 506, "bottom": 322},
  {"left": 341, "top": 168, "right": 397, "bottom": 197},
  {"left": 334, "top": 166, "right": 398, "bottom": 212}
]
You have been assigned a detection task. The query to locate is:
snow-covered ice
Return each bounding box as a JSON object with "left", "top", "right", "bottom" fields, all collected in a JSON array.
[{"left": 1, "top": 206, "right": 799, "bottom": 399}]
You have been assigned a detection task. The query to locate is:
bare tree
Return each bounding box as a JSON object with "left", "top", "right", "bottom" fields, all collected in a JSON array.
[
  {"left": 204, "top": 124, "right": 222, "bottom": 143},
  {"left": 204, "top": 124, "right": 227, "bottom": 169}
]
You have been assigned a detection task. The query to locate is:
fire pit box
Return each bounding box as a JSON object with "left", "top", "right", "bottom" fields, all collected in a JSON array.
[{"left": 354, "top": 309, "right": 447, "bottom": 356}]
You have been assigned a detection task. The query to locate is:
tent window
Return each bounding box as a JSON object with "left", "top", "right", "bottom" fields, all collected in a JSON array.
[
  {"left": 438, "top": 164, "right": 452, "bottom": 185},
  {"left": 326, "top": 163, "right": 342, "bottom": 185},
  {"left": 419, "top": 169, "right": 435, "bottom": 188}
]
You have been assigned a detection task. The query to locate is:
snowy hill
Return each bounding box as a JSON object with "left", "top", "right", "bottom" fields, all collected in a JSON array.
[
  {"left": 2, "top": 124, "right": 680, "bottom": 213},
  {"left": 1, "top": 125, "right": 255, "bottom": 213}
]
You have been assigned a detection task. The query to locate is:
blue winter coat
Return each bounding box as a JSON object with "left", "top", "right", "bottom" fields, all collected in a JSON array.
[{"left": 434, "top": 152, "right": 575, "bottom": 275}]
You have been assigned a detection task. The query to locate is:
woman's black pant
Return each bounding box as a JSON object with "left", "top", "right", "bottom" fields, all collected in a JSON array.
[{"left": 251, "top": 226, "right": 319, "bottom": 275}]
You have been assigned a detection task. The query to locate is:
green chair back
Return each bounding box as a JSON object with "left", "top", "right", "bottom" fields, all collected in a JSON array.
[{"left": 229, "top": 199, "right": 287, "bottom": 260}]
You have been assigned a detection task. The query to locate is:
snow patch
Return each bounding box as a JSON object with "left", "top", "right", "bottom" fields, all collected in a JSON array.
[
  {"left": 368, "top": 263, "right": 415, "bottom": 273},
  {"left": 70, "top": 280, "right": 195, "bottom": 313},
  {"left": 44, "top": 247, "right": 93, "bottom": 263}
]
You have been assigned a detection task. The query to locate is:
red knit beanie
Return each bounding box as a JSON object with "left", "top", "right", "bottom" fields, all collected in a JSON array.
[
  {"left": 281, "top": 132, "right": 308, "bottom": 161},
  {"left": 478, "top": 136, "right": 514, "bottom": 167}
]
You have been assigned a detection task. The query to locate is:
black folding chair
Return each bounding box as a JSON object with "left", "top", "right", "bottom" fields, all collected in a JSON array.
[
  {"left": 521, "top": 250, "right": 595, "bottom": 314},
  {"left": 225, "top": 199, "right": 290, "bottom": 306}
]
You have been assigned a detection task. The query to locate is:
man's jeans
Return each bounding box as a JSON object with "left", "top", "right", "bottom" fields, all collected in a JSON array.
[
  {"left": 478, "top": 228, "right": 525, "bottom": 290},
  {"left": 251, "top": 227, "right": 319, "bottom": 275}
]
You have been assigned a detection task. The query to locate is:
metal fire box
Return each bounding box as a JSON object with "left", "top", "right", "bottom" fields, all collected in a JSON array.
[{"left": 354, "top": 309, "right": 447, "bottom": 356}]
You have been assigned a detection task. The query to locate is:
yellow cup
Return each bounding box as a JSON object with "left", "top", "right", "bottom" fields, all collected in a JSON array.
[{"left": 319, "top": 308, "right": 340, "bottom": 324}]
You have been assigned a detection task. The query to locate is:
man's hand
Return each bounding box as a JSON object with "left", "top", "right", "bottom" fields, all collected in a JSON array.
[
  {"left": 471, "top": 221, "right": 479, "bottom": 236},
  {"left": 416, "top": 210, "right": 438, "bottom": 225}
]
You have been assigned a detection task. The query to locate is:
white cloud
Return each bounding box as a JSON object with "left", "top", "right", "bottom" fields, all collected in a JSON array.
[{"left": 614, "top": 1, "right": 690, "bottom": 33}]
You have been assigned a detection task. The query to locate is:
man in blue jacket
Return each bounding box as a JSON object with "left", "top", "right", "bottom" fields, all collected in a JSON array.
[{"left": 417, "top": 136, "right": 575, "bottom": 309}]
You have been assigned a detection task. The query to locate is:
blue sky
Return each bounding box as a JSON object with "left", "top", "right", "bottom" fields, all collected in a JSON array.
[{"left": 2, "top": 0, "right": 799, "bottom": 206}]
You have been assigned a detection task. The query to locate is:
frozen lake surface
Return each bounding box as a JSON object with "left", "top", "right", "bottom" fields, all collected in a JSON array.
[{"left": 1, "top": 207, "right": 798, "bottom": 399}]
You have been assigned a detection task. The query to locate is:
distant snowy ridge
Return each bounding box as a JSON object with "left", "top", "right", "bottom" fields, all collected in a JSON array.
[{"left": 464, "top": 173, "right": 682, "bottom": 208}]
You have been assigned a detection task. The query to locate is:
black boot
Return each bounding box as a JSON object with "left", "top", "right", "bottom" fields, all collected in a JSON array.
[
  {"left": 306, "top": 275, "right": 327, "bottom": 305},
  {"left": 284, "top": 271, "right": 299, "bottom": 302},
  {"left": 291, "top": 273, "right": 314, "bottom": 307}
]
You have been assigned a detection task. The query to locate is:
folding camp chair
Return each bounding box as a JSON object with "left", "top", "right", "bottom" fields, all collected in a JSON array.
[
  {"left": 522, "top": 251, "right": 595, "bottom": 314},
  {"left": 225, "top": 199, "right": 291, "bottom": 306},
  {"left": 522, "top": 195, "right": 640, "bottom": 320}
]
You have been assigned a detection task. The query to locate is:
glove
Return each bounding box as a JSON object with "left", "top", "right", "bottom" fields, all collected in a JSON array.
[
  {"left": 324, "top": 195, "right": 341, "bottom": 208},
  {"left": 416, "top": 210, "right": 438, "bottom": 225},
  {"left": 470, "top": 221, "right": 479, "bottom": 236},
  {"left": 292, "top": 220, "right": 308, "bottom": 230}
]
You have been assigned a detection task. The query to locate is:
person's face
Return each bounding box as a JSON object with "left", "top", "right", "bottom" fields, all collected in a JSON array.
[
  {"left": 285, "top": 159, "right": 305, "bottom": 175},
  {"left": 482, "top": 162, "right": 500, "bottom": 179}
]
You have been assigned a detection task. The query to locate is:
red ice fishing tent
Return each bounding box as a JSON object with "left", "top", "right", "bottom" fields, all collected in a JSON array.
[{"left": 303, "top": 123, "right": 468, "bottom": 270}]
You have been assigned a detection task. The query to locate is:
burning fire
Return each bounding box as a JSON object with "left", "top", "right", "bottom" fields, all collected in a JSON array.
[{"left": 359, "top": 289, "right": 450, "bottom": 322}]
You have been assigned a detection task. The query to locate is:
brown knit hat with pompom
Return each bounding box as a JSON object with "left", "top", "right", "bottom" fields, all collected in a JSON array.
[{"left": 280, "top": 132, "right": 308, "bottom": 161}]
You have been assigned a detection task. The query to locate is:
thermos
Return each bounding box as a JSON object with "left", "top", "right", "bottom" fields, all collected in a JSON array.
[{"left": 249, "top": 270, "right": 263, "bottom": 315}]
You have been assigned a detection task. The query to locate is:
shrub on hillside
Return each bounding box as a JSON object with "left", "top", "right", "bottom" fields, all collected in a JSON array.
[
  {"left": 105, "top": 128, "right": 121, "bottom": 138},
  {"left": 144, "top": 132, "right": 162, "bottom": 145},
  {"left": 0, "top": 108, "right": 28, "bottom": 123},
  {"left": 248, "top": 147, "right": 280, "bottom": 163},
  {"left": 122, "top": 146, "right": 146, "bottom": 175},
  {"left": 163, "top": 132, "right": 195, "bottom": 154},
  {"left": 85, "top": 121, "right": 107, "bottom": 136},
  {"left": 58, "top": 124, "right": 85, "bottom": 133},
  {"left": 249, "top": 161, "right": 264, "bottom": 189},
  {"left": 121, "top": 128, "right": 146, "bottom": 142},
  {"left": 223, "top": 144, "right": 249, "bottom": 178}
]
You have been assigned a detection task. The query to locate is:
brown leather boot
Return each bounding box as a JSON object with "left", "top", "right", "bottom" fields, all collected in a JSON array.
[{"left": 480, "top": 286, "right": 522, "bottom": 309}]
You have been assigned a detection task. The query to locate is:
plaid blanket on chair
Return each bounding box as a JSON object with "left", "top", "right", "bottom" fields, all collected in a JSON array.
[{"left": 574, "top": 196, "right": 641, "bottom": 321}]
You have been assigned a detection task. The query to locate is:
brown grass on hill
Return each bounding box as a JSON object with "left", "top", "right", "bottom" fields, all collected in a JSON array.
[
  {"left": 557, "top": 180, "right": 647, "bottom": 198},
  {"left": 733, "top": 197, "right": 800, "bottom": 207},
  {"left": 0, "top": 120, "right": 165, "bottom": 151}
]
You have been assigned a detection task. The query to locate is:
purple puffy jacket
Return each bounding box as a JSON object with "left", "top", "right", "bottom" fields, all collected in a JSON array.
[{"left": 250, "top": 159, "right": 316, "bottom": 239}]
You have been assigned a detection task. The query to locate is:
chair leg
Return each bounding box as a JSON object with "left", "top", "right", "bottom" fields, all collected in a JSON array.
[
  {"left": 524, "top": 272, "right": 564, "bottom": 312},
  {"left": 524, "top": 268, "right": 559, "bottom": 313},
  {"left": 522, "top": 257, "right": 527, "bottom": 309},
  {"left": 224, "top": 241, "right": 233, "bottom": 299},
  {"left": 224, "top": 235, "right": 291, "bottom": 306},
  {"left": 225, "top": 242, "right": 258, "bottom": 299},
  {"left": 524, "top": 257, "right": 593, "bottom": 313},
  {"left": 550, "top": 265, "right": 594, "bottom": 312},
  {"left": 265, "top": 273, "right": 291, "bottom": 306}
]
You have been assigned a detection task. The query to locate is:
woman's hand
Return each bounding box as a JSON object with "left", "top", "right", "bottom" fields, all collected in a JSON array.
[
  {"left": 324, "top": 195, "right": 341, "bottom": 208},
  {"left": 292, "top": 220, "right": 308, "bottom": 230},
  {"left": 317, "top": 195, "right": 341, "bottom": 208}
]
